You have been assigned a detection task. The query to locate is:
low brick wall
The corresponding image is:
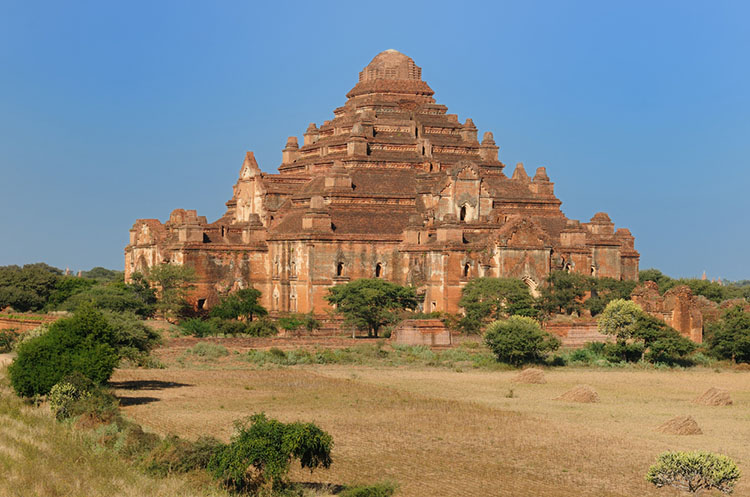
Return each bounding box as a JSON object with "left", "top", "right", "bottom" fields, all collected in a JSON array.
[
  {"left": 544, "top": 319, "right": 613, "bottom": 349},
  {"left": 393, "top": 319, "right": 452, "bottom": 346},
  {"left": 0, "top": 314, "right": 59, "bottom": 333}
]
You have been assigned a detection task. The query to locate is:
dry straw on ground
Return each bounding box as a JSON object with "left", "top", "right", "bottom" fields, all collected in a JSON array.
[
  {"left": 656, "top": 415, "right": 703, "bottom": 435},
  {"left": 693, "top": 387, "right": 733, "bottom": 406},
  {"left": 512, "top": 368, "right": 546, "bottom": 384},
  {"left": 555, "top": 384, "right": 599, "bottom": 403}
]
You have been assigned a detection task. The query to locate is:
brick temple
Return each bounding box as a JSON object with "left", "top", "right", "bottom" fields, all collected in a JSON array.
[{"left": 125, "top": 50, "right": 639, "bottom": 315}]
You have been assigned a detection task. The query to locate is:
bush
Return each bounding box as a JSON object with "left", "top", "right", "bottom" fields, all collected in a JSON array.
[
  {"left": 9, "top": 305, "right": 119, "bottom": 397},
  {"left": 246, "top": 318, "right": 278, "bottom": 337},
  {"left": 340, "top": 481, "right": 398, "bottom": 497},
  {"left": 208, "top": 413, "right": 333, "bottom": 492},
  {"left": 48, "top": 373, "right": 118, "bottom": 422},
  {"left": 645, "top": 336, "right": 697, "bottom": 366},
  {"left": 0, "top": 329, "right": 17, "bottom": 352},
  {"left": 49, "top": 381, "right": 91, "bottom": 420},
  {"left": 604, "top": 341, "right": 644, "bottom": 363},
  {"left": 144, "top": 435, "right": 223, "bottom": 476},
  {"left": 646, "top": 451, "right": 741, "bottom": 494},
  {"left": 179, "top": 318, "right": 215, "bottom": 337},
  {"left": 483, "top": 316, "right": 560, "bottom": 366},
  {"left": 187, "top": 343, "right": 229, "bottom": 360}
]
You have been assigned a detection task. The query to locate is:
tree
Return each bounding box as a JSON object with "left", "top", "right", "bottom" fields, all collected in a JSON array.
[
  {"left": 208, "top": 413, "right": 333, "bottom": 492},
  {"left": 597, "top": 299, "right": 696, "bottom": 364},
  {"left": 277, "top": 312, "right": 320, "bottom": 335},
  {"left": 325, "top": 279, "right": 419, "bottom": 337},
  {"left": 146, "top": 264, "right": 196, "bottom": 320},
  {"left": 597, "top": 299, "right": 645, "bottom": 341},
  {"left": 584, "top": 277, "right": 638, "bottom": 316},
  {"left": 483, "top": 316, "right": 560, "bottom": 366},
  {"left": 8, "top": 304, "right": 119, "bottom": 397},
  {"left": 0, "top": 263, "right": 62, "bottom": 311},
  {"left": 538, "top": 270, "right": 590, "bottom": 316},
  {"left": 61, "top": 280, "right": 156, "bottom": 317},
  {"left": 707, "top": 305, "right": 750, "bottom": 363},
  {"left": 210, "top": 288, "right": 267, "bottom": 321},
  {"left": 458, "top": 277, "right": 537, "bottom": 334},
  {"left": 646, "top": 451, "right": 740, "bottom": 495}
]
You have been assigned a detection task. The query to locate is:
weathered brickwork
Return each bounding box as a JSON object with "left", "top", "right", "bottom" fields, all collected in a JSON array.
[
  {"left": 125, "top": 50, "right": 639, "bottom": 316},
  {"left": 631, "top": 281, "right": 703, "bottom": 343}
]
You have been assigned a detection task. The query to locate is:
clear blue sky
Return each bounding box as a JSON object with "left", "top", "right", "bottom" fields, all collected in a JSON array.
[{"left": 1, "top": 1, "right": 748, "bottom": 280}]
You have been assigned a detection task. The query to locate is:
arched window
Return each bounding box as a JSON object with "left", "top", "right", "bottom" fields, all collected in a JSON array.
[
  {"left": 417, "top": 232, "right": 421, "bottom": 244},
  {"left": 463, "top": 263, "right": 470, "bottom": 277},
  {"left": 336, "top": 262, "right": 344, "bottom": 277},
  {"left": 290, "top": 260, "right": 296, "bottom": 277},
  {"left": 460, "top": 205, "right": 467, "bottom": 221},
  {"left": 375, "top": 263, "right": 382, "bottom": 278}
]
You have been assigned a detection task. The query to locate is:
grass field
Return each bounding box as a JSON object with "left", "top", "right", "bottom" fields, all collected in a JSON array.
[
  {"left": 0, "top": 365, "right": 229, "bottom": 497},
  {"left": 110, "top": 350, "right": 750, "bottom": 497}
]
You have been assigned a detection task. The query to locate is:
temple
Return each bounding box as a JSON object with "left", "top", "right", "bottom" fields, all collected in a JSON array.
[{"left": 125, "top": 50, "right": 639, "bottom": 316}]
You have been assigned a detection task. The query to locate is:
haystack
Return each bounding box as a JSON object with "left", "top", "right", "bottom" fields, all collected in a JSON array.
[
  {"left": 693, "top": 387, "right": 732, "bottom": 406},
  {"left": 555, "top": 384, "right": 599, "bottom": 403},
  {"left": 657, "top": 415, "right": 702, "bottom": 435},
  {"left": 512, "top": 368, "right": 546, "bottom": 384}
]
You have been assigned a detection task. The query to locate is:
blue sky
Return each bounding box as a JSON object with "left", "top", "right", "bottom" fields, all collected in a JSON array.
[{"left": 1, "top": 0, "right": 748, "bottom": 279}]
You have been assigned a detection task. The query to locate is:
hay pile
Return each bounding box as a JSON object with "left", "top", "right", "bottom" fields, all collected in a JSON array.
[
  {"left": 693, "top": 387, "right": 732, "bottom": 406},
  {"left": 657, "top": 416, "right": 703, "bottom": 435},
  {"left": 512, "top": 368, "right": 546, "bottom": 384},
  {"left": 555, "top": 384, "right": 599, "bottom": 403}
]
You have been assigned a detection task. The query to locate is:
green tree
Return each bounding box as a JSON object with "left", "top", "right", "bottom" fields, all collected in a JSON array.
[
  {"left": 210, "top": 288, "right": 267, "bottom": 321},
  {"left": 538, "top": 270, "right": 590, "bottom": 316},
  {"left": 597, "top": 299, "right": 645, "bottom": 341},
  {"left": 597, "top": 299, "right": 696, "bottom": 364},
  {"left": 146, "top": 264, "right": 196, "bottom": 320},
  {"left": 325, "top": 279, "right": 419, "bottom": 337},
  {"left": 0, "top": 263, "right": 62, "bottom": 311},
  {"left": 61, "top": 280, "right": 156, "bottom": 317},
  {"left": 707, "top": 305, "right": 750, "bottom": 363},
  {"left": 8, "top": 304, "right": 119, "bottom": 397},
  {"left": 458, "top": 277, "right": 537, "bottom": 334},
  {"left": 483, "top": 316, "right": 560, "bottom": 366},
  {"left": 646, "top": 451, "right": 740, "bottom": 494},
  {"left": 585, "top": 277, "right": 638, "bottom": 316},
  {"left": 208, "top": 413, "right": 333, "bottom": 492}
]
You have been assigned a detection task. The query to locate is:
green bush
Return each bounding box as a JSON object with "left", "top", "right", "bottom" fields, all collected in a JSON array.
[
  {"left": 48, "top": 381, "right": 91, "bottom": 420},
  {"left": 340, "top": 481, "right": 398, "bottom": 497},
  {"left": 208, "top": 413, "right": 333, "bottom": 492},
  {"left": 179, "top": 318, "right": 215, "bottom": 337},
  {"left": 483, "top": 316, "right": 560, "bottom": 366},
  {"left": 144, "top": 435, "right": 223, "bottom": 476},
  {"left": 645, "top": 336, "right": 697, "bottom": 366},
  {"left": 187, "top": 342, "right": 229, "bottom": 360},
  {"left": 604, "top": 341, "right": 644, "bottom": 363},
  {"left": 245, "top": 318, "right": 279, "bottom": 337},
  {"left": 8, "top": 305, "right": 119, "bottom": 397},
  {"left": 646, "top": 451, "right": 741, "bottom": 494},
  {"left": 0, "top": 329, "right": 17, "bottom": 353}
]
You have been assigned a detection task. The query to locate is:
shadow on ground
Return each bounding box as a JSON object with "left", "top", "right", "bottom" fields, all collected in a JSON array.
[
  {"left": 109, "top": 380, "right": 193, "bottom": 390},
  {"left": 117, "top": 396, "right": 161, "bottom": 407}
]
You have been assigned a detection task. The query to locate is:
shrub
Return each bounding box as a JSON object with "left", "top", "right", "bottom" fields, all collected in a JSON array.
[
  {"left": 187, "top": 343, "right": 229, "bottom": 360},
  {"left": 604, "top": 341, "right": 644, "bottom": 363},
  {"left": 9, "top": 305, "right": 119, "bottom": 397},
  {"left": 0, "top": 329, "right": 17, "bottom": 353},
  {"left": 48, "top": 381, "right": 91, "bottom": 420},
  {"left": 179, "top": 318, "right": 216, "bottom": 337},
  {"left": 646, "top": 451, "right": 741, "bottom": 494},
  {"left": 483, "top": 316, "right": 560, "bottom": 366},
  {"left": 340, "top": 481, "right": 398, "bottom": 497},
  {"left": 645, "top": 336, "right": 697, "bottom": 366},
  {"left": 144, "top": 435, "right": 223, "bottom": 476},
  {"left": 458, "top": 277, "right": 538, "bottom": 334},
  {"left": 208, "top": 413, "right": 333, "bottom": 492}
]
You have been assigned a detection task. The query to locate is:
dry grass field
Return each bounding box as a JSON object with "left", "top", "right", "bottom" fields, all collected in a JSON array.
[{"left": 111, "top": 353, "right": 750, "bottom": 497}]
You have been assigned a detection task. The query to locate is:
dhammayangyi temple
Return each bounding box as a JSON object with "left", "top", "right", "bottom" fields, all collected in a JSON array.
[{"left": 125, "top": 50, "right": 639, "bottom": 316}]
